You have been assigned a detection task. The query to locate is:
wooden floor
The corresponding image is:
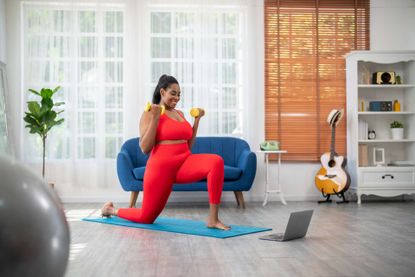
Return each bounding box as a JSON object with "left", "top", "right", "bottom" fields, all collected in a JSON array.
[{"left": 65, "top": 200, "right": 415, "bottom": 277}]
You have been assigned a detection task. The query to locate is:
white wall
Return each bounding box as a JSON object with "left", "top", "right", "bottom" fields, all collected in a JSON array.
[
  {"left": 4, "top": 0, "right": 415, "bottom": 203},
  {"left": 371, "top": 0, "right": 415, "bottom": 50},
  {"left": 0, "top": 0, "right": 6, "bottom": 63}
]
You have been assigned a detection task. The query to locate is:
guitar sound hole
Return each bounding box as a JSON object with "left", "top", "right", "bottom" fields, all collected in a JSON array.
[{"left": 328, "top": 160, "right": 336, "bottom": 167}]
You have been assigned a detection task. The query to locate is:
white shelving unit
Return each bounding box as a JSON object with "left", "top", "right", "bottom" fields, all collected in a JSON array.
[{"left": 346, "top": 51, "right": 415, "bottom": 204}]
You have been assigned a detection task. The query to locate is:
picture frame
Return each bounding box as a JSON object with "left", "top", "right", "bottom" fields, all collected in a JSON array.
[{"left": 373, "top": 147, "right": 385, "bottom": 166}]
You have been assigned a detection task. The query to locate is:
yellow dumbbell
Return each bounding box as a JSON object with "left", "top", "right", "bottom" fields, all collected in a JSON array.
[
  {"left": 144, "top": 102, "right": 165, "bottom": 115},
  {"left": 190, "top": 108, "right": 203, "bottom": 118}
]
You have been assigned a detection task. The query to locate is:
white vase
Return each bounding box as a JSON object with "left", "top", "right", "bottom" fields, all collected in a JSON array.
[{"left": 391, "top": 128, "right": 404, "bottom": 140}]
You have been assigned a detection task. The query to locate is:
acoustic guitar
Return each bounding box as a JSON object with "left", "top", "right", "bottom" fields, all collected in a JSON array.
[{"left": 315, "top": 109, "right": 350, "bottom": 203}]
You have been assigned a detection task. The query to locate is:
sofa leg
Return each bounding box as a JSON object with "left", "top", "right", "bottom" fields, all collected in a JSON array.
[
  {"left": 234, "top": 191, "right": 246, "bottom": 209},
  {"left": 129, "top": 191, "right": 139, "bottom": 208}
]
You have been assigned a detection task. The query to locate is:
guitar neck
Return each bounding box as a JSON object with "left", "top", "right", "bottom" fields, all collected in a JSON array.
[{"left": 330, "top": 125, "right": 336, "bottom": 160}]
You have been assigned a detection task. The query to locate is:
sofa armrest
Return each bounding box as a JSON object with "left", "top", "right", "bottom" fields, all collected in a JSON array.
[
  {"left": 237, "top": 149, "right": 255, "bottom": 171},
  {"left": 235, "top": 150, "right": 257, "bottom": 191},
  {"left": 116, "top": 150, "right": 138, "bottom": 191}
]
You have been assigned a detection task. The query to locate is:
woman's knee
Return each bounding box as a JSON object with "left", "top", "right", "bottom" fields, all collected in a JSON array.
[
  {"left": 209, "top": 154, "right": 224, "bottom": 167},
  {"left": 211, "top": 155, "right": 224, "bottom": 172},
  {"left": 139, "top": 213, "right": 158, "bottom": 224}
]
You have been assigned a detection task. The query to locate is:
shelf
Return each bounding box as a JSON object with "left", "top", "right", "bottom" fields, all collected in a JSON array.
[
  {"left": 358, "top": 84, "right": 415, "bottom": 88},
  {"left": 359, "top": 166, "right": 415, "bottom": 170},
  {"left": 358, "top": 111, "right": 415, "bottom": 115},
  {"left": 359, "top": 139, "right": 415, "bottom": 143}
]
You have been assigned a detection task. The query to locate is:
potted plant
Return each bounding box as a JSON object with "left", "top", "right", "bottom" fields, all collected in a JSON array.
[
  {"left": 23, "top": 87, "right": 65, "bottom": 180},
  {"left": 390, "top": 120, "right": 404, "bottom": 140}
]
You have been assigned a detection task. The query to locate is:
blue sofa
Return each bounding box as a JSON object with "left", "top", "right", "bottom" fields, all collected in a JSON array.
[{"left": 116, "top": 137, "right": 257, "bottom": 208}]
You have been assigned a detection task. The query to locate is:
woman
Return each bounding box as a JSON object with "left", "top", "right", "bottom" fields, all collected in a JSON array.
[{"left": 101, "top": 75, "right": 230, "bottom": 230}]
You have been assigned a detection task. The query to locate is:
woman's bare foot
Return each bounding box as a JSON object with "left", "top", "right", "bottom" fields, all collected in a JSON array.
[
  {"left": 101, "top": 201, "right": 116, "bottom": 217},
  {"left": 207, "top": 203, "right": 230, "bottom": 230},
  {"left": 207, "top": 219, "right": 231, "bottom": 231}
]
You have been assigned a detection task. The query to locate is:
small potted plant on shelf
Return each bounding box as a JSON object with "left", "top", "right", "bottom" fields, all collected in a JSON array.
[{"left": 390, "top": 120, "right": 404, "bottom": 140}]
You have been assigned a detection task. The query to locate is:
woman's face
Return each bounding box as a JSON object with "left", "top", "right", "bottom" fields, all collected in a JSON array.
[{"left": 160, "top": 83, "right": 181, "bottom": 109}]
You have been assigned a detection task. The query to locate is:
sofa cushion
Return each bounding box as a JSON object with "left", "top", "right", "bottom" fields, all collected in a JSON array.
[
  {"left": 224, "top": 165, "right": 242, "bottom": 180},
  {"left": 132, "top": 167, "right": 146, "bottom": 180},
  {"left": 132, "top": 165, "right": 242, "bottom": 181}
]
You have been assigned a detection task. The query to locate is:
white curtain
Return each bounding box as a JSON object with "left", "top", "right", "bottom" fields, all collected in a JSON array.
[
  {"left": 22, "top": 1, "right": 126, "bottom": 196},
  {"left": 0, "top": 62, "right": 12, "bottom": 155},
  {"left": 19, "top": 0, "right": 260, "bottom": 201}
]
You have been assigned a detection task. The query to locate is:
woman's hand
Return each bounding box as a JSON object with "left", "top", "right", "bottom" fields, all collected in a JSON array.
[
  {"left": 195, "top": 108, "right": 205, "bottom": 120},
  {"left": 149, "top": 104, "right": 163, "bottom": 119},
  {"left": 198, "top": 108, "right": 205, "bottom": 118}
]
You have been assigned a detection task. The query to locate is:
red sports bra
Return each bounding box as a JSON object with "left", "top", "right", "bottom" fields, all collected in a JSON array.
[{"left": 155, "top": 111, "right": 193, "bottom": 142}]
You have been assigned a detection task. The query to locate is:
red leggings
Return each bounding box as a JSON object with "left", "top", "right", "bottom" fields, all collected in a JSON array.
[{"left": 117, "top": 142, "right": 224, "bottom": 223}]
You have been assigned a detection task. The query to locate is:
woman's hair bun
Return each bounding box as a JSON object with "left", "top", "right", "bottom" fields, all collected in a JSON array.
[{"left": 159, "top": 74, "right": 168, "bottom": 81}]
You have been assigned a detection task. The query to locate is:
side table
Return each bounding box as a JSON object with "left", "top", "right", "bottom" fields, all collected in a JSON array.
[{"left": 256, "top": 150, "right": 288, "bottom": 206}]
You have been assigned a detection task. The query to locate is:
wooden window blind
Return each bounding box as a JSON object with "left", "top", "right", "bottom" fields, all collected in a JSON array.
[{"left": 264, "top": 0, "right": 370, "bottom": 161}]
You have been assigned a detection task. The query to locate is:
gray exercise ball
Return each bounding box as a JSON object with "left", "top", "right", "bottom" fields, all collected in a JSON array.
[{"left": 0, "top": 154, "right": 70, "bottom": 277}]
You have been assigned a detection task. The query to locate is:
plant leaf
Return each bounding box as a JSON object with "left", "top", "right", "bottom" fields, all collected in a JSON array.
[
  {"left": 40, "top": 88, "right": 54, "bottom": 99},
  {"left": 52, "top": 86, "right": 61, "bottom": 95},
  {"left": 24, "top": 113, "right": 41, "bottom": 123},
  {"left": 41, "top": 98, "right": 53, "bottom": 110},
  {"left": 40, "top": 103, "right": 50, "bottom": 115},
  {"left": 54, "top": 102, "right": 65, "bottom": 106},
  {"left": 29, "top": 126, "right": 42, "bottom": 136},
  {"left": 28, "top": 89, "right": 40, "bottom": 96},
  {"left": 24, "top": 115, "right": 40, "bottom": 126},
  {"left": 44, "top": 111, "right": 57, "bottom": 124},
  {"left": 55, "top": 118, "right": 64, "bottom": 125},
  {"left": 27, "top": 101, "right": 41, "bottom": 115}
]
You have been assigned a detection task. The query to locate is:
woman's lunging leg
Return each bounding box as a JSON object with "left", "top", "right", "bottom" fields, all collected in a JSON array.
[
  {"left": 175, "top": 154, "right": 224, "bottom": 204},
  {"left": 117, "top": 162, "right": 175, "bottom": 224},
  {"left": 175, "top": 154, "right": 229, "bottom": 230}
]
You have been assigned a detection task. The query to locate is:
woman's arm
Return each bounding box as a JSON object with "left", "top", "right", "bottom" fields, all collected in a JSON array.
[
  {"left": 186, "top": 109, "right": 204, "bottom": 149},
  {"left": 139, "top": 105, "right": 162, "bottom": 154},
  {"left": 188, "top": 117, "right": 200, "bottom": 149}
]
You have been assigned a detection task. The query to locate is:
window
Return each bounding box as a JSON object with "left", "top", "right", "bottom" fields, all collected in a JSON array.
[
  {"left": 22, "top": 3, "right": 125, "bottom": 160},
  {"left": 149, "top": 7, "right": 245, "bottom": 136},
  {"left": 264, "top": 0, "right": 370, "bottom": 161}
]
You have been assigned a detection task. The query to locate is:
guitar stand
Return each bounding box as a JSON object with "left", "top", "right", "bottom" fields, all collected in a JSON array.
[
  {"left": 318, "top": 189, "right": 332, "bottom": 203},
  {"left": 333, "top": 190, "right": 349, "bottom": 204},
  {"left": 318, "top": 188, "right": 349, "bottom": 204}
]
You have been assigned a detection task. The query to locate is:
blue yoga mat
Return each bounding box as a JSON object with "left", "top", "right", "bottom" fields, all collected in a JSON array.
[{"left": 82, "top": 216, "right": 272, "bottom": 238}]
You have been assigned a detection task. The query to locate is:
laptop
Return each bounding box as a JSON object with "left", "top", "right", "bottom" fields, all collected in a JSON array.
[{"left": 259, "top": 210, "right": 313, "bottom": 242}]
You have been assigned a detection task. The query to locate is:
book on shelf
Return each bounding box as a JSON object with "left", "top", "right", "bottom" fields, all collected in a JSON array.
[
  {"left": 359, "top": 144, "right": 369, "bottom": 166},
  {"left": 358, "top": 120, "right": 368, "bottom": 140}
]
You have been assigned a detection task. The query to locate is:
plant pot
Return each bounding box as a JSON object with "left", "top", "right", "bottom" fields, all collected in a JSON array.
[{"left": 391, "top": 128, "right": 404, "bottom": 140}]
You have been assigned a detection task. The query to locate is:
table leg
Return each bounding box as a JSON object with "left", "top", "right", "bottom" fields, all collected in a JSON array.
[
  {"left": 263, "top": 153, "right": 269, "bottom": 206},
  {"left": 263, "top": 192, "right": 269, "bottom": 206},
  {"left": 277, "top": 153, "right": 287, "bottom": 205}
]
